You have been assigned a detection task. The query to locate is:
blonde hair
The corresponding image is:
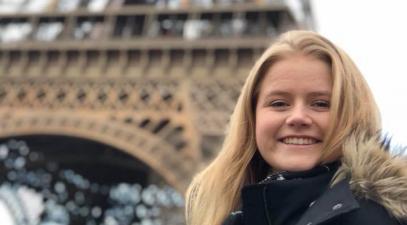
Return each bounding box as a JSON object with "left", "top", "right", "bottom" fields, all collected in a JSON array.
[{"left": 185, "top": 30, "right": 381, "bottom": 225}]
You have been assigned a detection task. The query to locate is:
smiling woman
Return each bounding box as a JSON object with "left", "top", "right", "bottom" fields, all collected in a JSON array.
[{"left": 185, "top": 30, "right": 407, "bottom": 225}]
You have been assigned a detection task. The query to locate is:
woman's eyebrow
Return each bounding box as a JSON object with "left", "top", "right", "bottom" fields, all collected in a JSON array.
[
  {"left": 264, "top": 90, "right": 331, "bottom": 98},
  {"left": 263, "top": 90, "right": 290, "bottom": 98},
  {"left": 308, "top": 91, "right": 332, "bottom": 97}
]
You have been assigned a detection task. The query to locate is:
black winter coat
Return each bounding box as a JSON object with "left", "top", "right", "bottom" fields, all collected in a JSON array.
[
  {"left": 222, "top": 140, "right": 407, "bottom": 225},
  {"left": 223, "top": 178, "right": 404, "bottom": 225}
]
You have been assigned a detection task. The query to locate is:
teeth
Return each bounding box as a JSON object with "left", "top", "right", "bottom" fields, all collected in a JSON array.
[{"left": 282, "top": 137, "right": 317, "bottom": 145}]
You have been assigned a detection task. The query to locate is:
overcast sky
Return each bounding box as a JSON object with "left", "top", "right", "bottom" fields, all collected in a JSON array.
[{"left": 311, "top": 0, "right": 407, "bottom": 146}]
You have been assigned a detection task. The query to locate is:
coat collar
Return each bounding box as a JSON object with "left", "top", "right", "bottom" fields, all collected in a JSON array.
[
  {"left": 241, "top": 172, "right": 360, "bottom": 225},
  {"left": 241, "top": 163, "right": 339, "bottom": 225}
]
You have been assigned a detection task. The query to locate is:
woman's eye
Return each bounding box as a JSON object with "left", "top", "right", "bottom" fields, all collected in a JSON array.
[
  {"left": 312, "top": 100, "right": 330, "bottom": 108},
  {"left": 269, "top": 100, "right": 289, "bottom": 107}
]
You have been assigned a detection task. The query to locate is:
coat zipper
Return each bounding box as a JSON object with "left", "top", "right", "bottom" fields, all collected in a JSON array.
[{"left": 262, "top": 186, "right": 274, "bottom": 225}]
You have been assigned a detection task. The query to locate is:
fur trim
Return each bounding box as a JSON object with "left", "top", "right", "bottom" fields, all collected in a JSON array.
[{"left": 334, "top": 136, "right": 407, "bottom": 220}]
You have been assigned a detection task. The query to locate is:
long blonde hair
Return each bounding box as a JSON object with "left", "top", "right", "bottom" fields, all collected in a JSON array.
[{"left": 185, "top": 30, "right": 381, "bottom": 225}]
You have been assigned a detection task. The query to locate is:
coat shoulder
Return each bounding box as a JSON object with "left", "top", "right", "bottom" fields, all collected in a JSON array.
[
  {"left": 336, "top": 136, "right": 407, "bottom": 220},
  {"left": 222, "top": 211, "right": 244, "bottom": 225},
  {"left": 352, "top": 197, "right": 404, "bottom": 224},
  {"left": 329, "top": 197, "right": 405, "bottom": 225}
]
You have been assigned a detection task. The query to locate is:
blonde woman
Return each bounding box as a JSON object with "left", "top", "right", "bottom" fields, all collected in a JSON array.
[{"left": 186, "top": 30, "right": 407, "bottom": 225}]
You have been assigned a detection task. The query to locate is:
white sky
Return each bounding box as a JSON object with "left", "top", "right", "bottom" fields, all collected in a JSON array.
[{"left": 311, "top": 0, "right": 407, "bottom": 146}]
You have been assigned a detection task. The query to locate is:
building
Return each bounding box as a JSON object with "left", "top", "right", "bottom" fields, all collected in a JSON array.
[{"left": 0, "top": 0, "right": 313, "bottom": 224}]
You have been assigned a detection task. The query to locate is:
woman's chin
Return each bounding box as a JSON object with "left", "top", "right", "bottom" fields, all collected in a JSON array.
[{"left": 265, "top": 157, "right": 319, "bottom": 172}]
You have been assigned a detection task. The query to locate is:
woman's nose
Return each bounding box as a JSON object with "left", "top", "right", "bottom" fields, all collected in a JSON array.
[{"left": 286, "top": 105, "right": 312, "bottom": 128}]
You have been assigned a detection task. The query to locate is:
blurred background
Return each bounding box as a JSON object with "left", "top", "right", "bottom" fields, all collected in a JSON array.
[{"left": 0, "top": 0, "right": 404, "bottom": 225}]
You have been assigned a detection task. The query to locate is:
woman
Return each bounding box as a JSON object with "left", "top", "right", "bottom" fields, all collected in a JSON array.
[{"left": 185, "top": 30, "right": 407, "bottom": 225}]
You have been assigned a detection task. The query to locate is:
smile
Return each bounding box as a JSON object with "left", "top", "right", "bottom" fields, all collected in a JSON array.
[{"left": 280, "top": 137, "right": 320, "bottom": 145}]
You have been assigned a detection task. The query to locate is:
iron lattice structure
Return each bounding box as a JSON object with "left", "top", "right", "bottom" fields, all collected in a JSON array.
[{"left": 0, "top": 0, "right": 312, "bottom": 195}]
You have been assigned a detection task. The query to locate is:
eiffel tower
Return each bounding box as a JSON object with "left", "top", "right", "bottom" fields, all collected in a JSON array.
[{"left": 0, "top": 1, "right": 313, "bottom": 224}]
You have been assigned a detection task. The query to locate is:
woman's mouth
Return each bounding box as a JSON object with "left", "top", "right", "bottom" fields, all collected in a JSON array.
[{"left": 280, "top": 137, "right": 321, "bottom": 145}]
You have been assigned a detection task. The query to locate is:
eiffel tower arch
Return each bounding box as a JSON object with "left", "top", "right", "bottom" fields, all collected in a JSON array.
[{"left": 0, "top": 77, "right": 202, "bottom": 192}]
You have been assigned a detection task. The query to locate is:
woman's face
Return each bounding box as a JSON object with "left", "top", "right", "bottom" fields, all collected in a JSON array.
[{"left": 255, "top": 54, "right": 333, "bottom": 172}]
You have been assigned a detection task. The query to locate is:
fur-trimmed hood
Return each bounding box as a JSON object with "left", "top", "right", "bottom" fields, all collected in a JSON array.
[{"left": 333, "top": 136, "right": 407, "bottom": 220}]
